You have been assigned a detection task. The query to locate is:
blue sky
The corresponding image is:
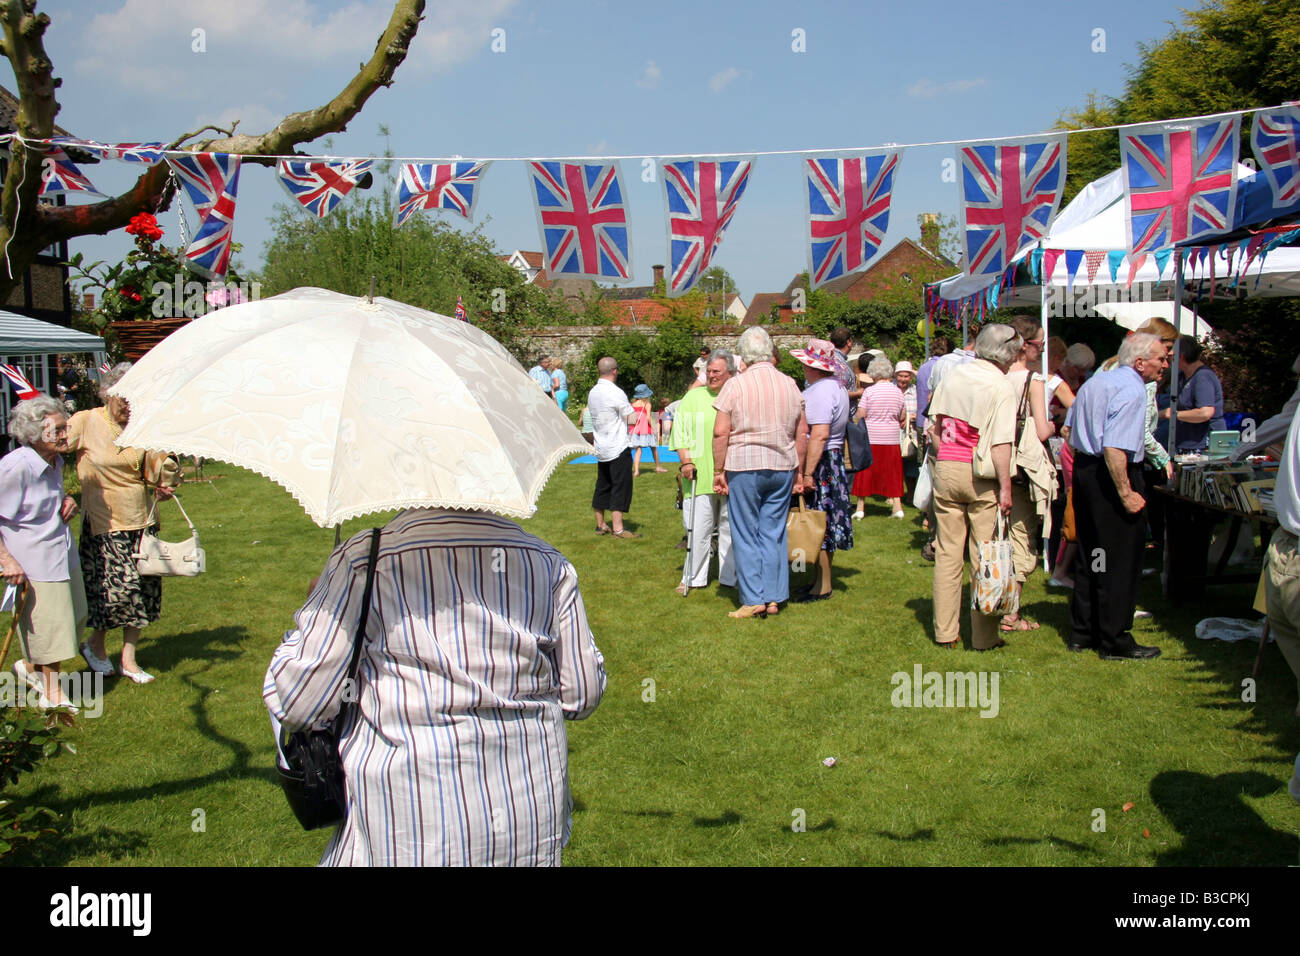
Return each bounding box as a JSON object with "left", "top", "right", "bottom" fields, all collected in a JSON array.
[{"left": 43, "top": 0, "right": 1206, "bottom": 303}]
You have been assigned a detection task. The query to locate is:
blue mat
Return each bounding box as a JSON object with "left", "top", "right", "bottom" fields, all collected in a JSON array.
[{"left": 569, "top": 446, "right": 680, "bottom": 464}]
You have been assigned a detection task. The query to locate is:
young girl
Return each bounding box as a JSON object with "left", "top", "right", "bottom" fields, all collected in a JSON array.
[{"left": 629, "top": 384, "right": 665, "bottom": 476}]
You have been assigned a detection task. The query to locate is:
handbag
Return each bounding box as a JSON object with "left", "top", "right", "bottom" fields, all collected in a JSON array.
[
  {"left": 786, "top": 496, "right": 827, "bottom": 564},
  {"left": 900, "top": 423, "right": 918, "bottom": 459},
  {"left": 913, "top": 457, "right": 934, "bottom": 512},
  {"left": 276, "top": 528, "right": 382, "bottom": 831},
  {"left": 133, "top": 495, "right": 205, "bottom": 577},
  {"left": 972, "top": 512, "right": 1019, "bottom": 616},
  {"left": 843, "top": 419, "right": 872, "bottom": 474}
]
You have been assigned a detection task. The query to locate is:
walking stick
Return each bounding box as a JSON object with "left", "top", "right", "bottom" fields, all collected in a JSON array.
[
  {"left": 0, "top": 582, "right": 29, "bottom": 666},
  {"left": 681, "top": 476, "right": 697, "bottom": 597}
]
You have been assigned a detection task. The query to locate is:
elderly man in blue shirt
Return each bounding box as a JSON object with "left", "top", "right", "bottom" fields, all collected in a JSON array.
[
  {"left": 1065, "top": 332, "right": 1169, "bottom": 659},
  {"left": 528, "top": 355, "right": 554, "bottom": 397}
]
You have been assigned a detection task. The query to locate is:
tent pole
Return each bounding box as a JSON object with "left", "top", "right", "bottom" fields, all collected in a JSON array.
[
  {"left": 1040, "top": 270, "right": 1051, "bottom": 572},
  {"left": 1169, "top": 248, "right": 1184, "bottom": 455}
]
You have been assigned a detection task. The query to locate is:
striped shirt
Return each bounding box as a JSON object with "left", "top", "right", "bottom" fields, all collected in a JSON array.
[
  {"left": 713, "top": 361, "right": 805, "bottom": 472},
  {"left": 859, "top": 381, "right": 905, "bottom": 446},
  {"left": 264, "top": 508, "right": 606, "bottom": 867}
]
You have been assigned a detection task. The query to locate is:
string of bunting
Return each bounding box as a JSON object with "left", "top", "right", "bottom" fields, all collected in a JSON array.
[{"left": 1, "top": 102, "right": 1296, "bottom": 290}]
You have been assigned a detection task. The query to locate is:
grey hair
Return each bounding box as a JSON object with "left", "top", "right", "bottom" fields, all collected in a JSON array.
[
  {"left": 7, "top": 395, "right": 65, "bottom": 446},
  {"left": 99, "top": 361, "right": 132, "bottom": 399},
  {"left": 1065, "top": 343, "right": 1095, "bottom": 371},
  {"left": 1118, "top": 332, "right": 1162, "bottom": 369},
  {"left": 974, "top": 324, "right": 1023, "bottom": 367},
  {"left": 737, "top": 327, "right": 774, "bottom": 365},
  {"left": 867, "top": 356, "right": 894, "bottom": 381},
  {"left": 706, "top": 348, "right": 736, "bottom": 374}
]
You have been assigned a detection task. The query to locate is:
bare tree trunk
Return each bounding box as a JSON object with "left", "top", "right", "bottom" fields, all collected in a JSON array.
[{"left": 0, "top": 0, "right": 425, "bottom": 298}]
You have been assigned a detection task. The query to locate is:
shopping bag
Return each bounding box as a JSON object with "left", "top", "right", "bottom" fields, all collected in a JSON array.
[
  {"left": 786, "top": 497, "right": 827, "bottom": 564},
  {"left": 913, "top": 458, "right": 934, "bottom": 512},
  {"left": 844, "top": 419, "right": 872, "bottom": 474},
  {"left": 972, "top": 512, "right": 1019, "bottom": 616}
]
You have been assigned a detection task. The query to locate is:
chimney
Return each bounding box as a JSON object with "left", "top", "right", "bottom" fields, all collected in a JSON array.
[
  {"left": 652, "top": 264, "right": 665, "bottom": 293},
  {"left": 920, "top": 212, "right": 940, "bottom": 256}
]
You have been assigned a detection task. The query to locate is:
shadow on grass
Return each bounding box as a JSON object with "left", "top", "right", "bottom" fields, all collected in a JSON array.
[
  {"left": 875, "top": 827, "right": 935, "bottom": 842},
  {"left": 3, "top": 786, "right": 148, "bottom": 866},
  {"left": 693, "top": 809, "right": 742, "bottom": 828},
  {"left": 983, "top": 834, "right": 1098, "bottom": 854},
  {"left": 1150, "top": 769, "right": 1298, "bottom": 866}
]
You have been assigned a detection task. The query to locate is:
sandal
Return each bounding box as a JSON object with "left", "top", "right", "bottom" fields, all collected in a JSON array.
[
  {"left": 765, "top": 602, "right": 780, "bottom": 616},
  {"left": 595, "top": 526, "right": 610, "bottom": 535},
  {"left": 1000, "top": 615, "right": 1040, "bottom": 632},
  {"left": 610, "top": 529, "right": 642, "bottom": 539},
  {"left": 728, "top": 604, "right": 768, "bottom": 619},
  {"left": 675, "top": 583, "right": 690, "bottom": 597},
  {"left": 936, "top": 640, "right": 959, "bottom": 650}
]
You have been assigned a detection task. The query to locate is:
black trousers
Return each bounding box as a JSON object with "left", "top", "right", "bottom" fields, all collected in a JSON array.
[{"left": 1070, "top": 452, "right": 1146, "bottom": 652}]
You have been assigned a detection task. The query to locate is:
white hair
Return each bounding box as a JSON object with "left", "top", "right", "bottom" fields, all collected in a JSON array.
[
  {"left": 1118, "top": 332, "right": 1162, "bottom": 368},
  {"left": 7, "top": 395, "right": 65, "bottom": 446},
  {"left": 737, "top": 327, "right": 774, "bottom": 366},
  {"left": 867, "top": 356, "right": 893, "bottom": 381},
  {"left": 706, "top": 348, "right": 736, "bottom": 374},
  {"left": 974, "top": 324, "right": 1022, "bottom": 367},
  {"left": 1066, "top": 343, "right": 1095, "bottom": 371}
]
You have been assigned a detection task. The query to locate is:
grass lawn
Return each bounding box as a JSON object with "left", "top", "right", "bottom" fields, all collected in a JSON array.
[{"left": 3, "top": 460, "right": 1298, "bottom": 866}]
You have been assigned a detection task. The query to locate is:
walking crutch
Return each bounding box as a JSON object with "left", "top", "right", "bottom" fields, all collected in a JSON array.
[{"left": 680, "top": 476, "right": 697, "bottom": 597}]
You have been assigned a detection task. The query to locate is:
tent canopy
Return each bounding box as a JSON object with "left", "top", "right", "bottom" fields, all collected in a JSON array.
[{"left": 0, "top": 309, "right": 106, "bottom": 355}]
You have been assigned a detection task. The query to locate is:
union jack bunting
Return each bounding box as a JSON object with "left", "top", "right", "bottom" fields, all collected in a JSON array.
[
  {"left": 1251, "top": 105, "right": 1300, "bottom": 207},
  {"left": 38, "top": 147, "right": 103, "bottom": 198},
  {"left": 69, "top": 140, "right": 165, "bottom": 165},
  {"left": 0, "top": 365, "right": 39, "bottom": 400},
  {"left": 167, "top": 152, "right": 242, "bottom": 279},
  {"left": 395, "top": 161, "right": 490, "bottom": 226},
  {"left": 454, "top": 296, "right": 468, "bottom": 321},
  {"left": 1121, "top": 117, "right": 1239, "bottom": 254},
  {"left": 98, "top": 362, "right": 111, "bottom": 375},
  {"left": 959, "top": 136, "right": 1066, "bottom": 277},
  {"left": 277, "top": 158, "right": 372, "bottom": 218},
  {"left": 804, "top": 152, "right": 900, "bottom": 289},
  {"left": 528, "top": 161, "right": 632, "bottom": 281},
  {"left": 660, "top": 158, "right": 753, "bottom": 296}
]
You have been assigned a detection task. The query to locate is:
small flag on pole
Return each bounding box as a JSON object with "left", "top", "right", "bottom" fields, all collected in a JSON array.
[
  {"left": 454, "top": 296, "right": 468, "bottom": 321},
  {"left": 0, "top": 364, "right": 40, "bottom": 399},
  {"left": 98, "top": 361, "right": 111, "bottom": 374}
]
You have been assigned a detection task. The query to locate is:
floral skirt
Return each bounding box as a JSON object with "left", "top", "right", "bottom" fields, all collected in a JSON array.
[
  {"left": 803, "top": 448, "right": 854, "bottom": 553},
  {"left": 79, "top": 521, "right": 162, "bottom": 630}
]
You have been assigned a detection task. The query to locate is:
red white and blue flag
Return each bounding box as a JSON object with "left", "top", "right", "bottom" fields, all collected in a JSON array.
[
  {"left": 1251, "top": 105, "right": 1300, "bottom": 207},
  {"left": 71, "top": 140, "right": 166, "bottom": 165},
  {"left": 528, "top": 161, "right": 632, "bottom": 281},
  {"left": 277, "top": 159, "right": 372, "bottom": 218},
  {"left": 959, "top": 136, "right": 1066, "bottom": 277},
  {"left": 98, "top": 362, "right": 111, "bottom": 375},
  {"left": 1121, "top": 117, "right": 1239, "bottom": 254},
  {"left": 660, "top": 158, "right": 753, "bottom": 296},
  {"left": 454, "top": 296, "right": 468, "bottom": 321},
  {"left": 0, "top": 365, "right": 39, "bottom": 400},
  {"left": 804, "top": 152, "right": 900, "bottom": 289},
  {"left": 168, "top": 152, "right": 242, "bottom": 279},
  {"left": 38, "top": 147, "right": 103, "bottom": 198},
  {"left": 395, "top": 161, "right": 490, "bottom": 226}
]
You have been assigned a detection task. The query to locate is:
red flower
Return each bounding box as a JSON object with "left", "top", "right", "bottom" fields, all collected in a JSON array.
[{"left": 125, "top": 213, "right": 163, "bottom": 242}]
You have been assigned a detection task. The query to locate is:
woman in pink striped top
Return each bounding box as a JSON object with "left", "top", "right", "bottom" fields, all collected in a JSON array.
[{"left": 850, "top": 355, "right": 907, "bottom": 519}]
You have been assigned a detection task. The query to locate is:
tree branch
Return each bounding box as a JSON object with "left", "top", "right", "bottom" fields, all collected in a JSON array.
[{"left": 0, "top": 0, "right": 426, "bottom": 281}]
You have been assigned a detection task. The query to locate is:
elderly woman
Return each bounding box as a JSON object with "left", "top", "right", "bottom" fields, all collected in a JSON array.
[
  {"left": 0, "top": 396, "right": 82, "bottom": 710},
  {"left": 791, "top": 339, "right": 851, "bottom": 602},
  {"left": 1002, "top": 317, "right": 1057, "bottom": 631},
  {"left": 67, "top": 364, "right": 179, "bottom": 683},
  {"left": 927, "top": 324, "right": 1021, "bottom": 651},
  {"left": 266, "top": 508, "right": 606, "bottom": 865},
  {"left": 851, "top": 355, "right": 908, "bottom": 519},
  {"left": 712, "top": 326, "right": 806, "bottom": 619}
]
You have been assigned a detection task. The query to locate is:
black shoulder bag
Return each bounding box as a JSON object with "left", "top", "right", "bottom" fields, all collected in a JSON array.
[{"left": 276, "top": 528, "right": 382, "bottom": 831}]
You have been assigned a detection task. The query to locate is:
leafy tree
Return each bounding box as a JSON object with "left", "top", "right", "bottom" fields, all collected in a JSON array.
[
  {"left": 574, "top": 315, "right": 703, "bottom": 406},
  {"left": 261, "top": 190, "right": 571, "bottom": 360},
  {"left": 0, "top": 0, "right": 425, "bottom": 300},
  {"left": 698, "top": 265, "right": 738, "bottom": 318}
]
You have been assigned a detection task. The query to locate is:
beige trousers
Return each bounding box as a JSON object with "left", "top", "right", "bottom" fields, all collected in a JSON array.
[
  {"left": 932, "top": 459, "right": 1002, "bottom": 649},
  {"left": 1008, "top": 483, "right": 1039, "bottom": 584},
  {"left": 1264, "top": 528, "right": 1300, "bottom": 705}
]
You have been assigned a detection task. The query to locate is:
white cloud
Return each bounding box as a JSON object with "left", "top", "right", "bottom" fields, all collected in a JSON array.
[
  {"left": 907, "top": 77, "right": 988, "bottom": 98},
  {"left": 636, "top": 60, "right": 661, "bottom": 90},
  {"left": 587, "top": 139, "right": 610, "bottom": 156},
  {"left": 709, "top": 66, "right": 740, "bottom": 94}
]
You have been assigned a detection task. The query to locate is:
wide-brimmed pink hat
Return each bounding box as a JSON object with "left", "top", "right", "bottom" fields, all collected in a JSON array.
[{"left": 790, "top": 338, "right": 837, "bottom": 372}]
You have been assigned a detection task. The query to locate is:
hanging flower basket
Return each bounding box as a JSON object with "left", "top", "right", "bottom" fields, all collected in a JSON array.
[{"left": 110, "top": 317, "right": 192, "bottom": 361}]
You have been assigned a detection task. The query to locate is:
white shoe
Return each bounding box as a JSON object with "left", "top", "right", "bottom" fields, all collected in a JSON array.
[
  {"left": 81, "top": 642, "right": 116, "bottom": 676},
  {"left": 120, "top": 665, "right": 155, "bottom": 684},
  {"left": 892, "top": 511, "right": 905, "bottom": 519},
  {"left": 1133, "top": 609, "right": 1153, "bottom": 620},
  {"left": 852, "top": 511, "right": 864, "bottom": 520},
  {"left": 38, "top": 688, "right": 78, "bottom": 715},
  {"left": 12, "top": 659, "right": 41, "bottom": 694}
]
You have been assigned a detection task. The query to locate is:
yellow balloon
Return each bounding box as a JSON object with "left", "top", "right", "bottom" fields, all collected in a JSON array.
[{"left": 916, "top": 319, "right": 928, "bottom": 337}]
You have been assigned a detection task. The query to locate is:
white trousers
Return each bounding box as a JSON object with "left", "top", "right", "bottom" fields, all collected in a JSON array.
[{"left": 682, "top": 493, "right": 735, "bottom": 588}]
